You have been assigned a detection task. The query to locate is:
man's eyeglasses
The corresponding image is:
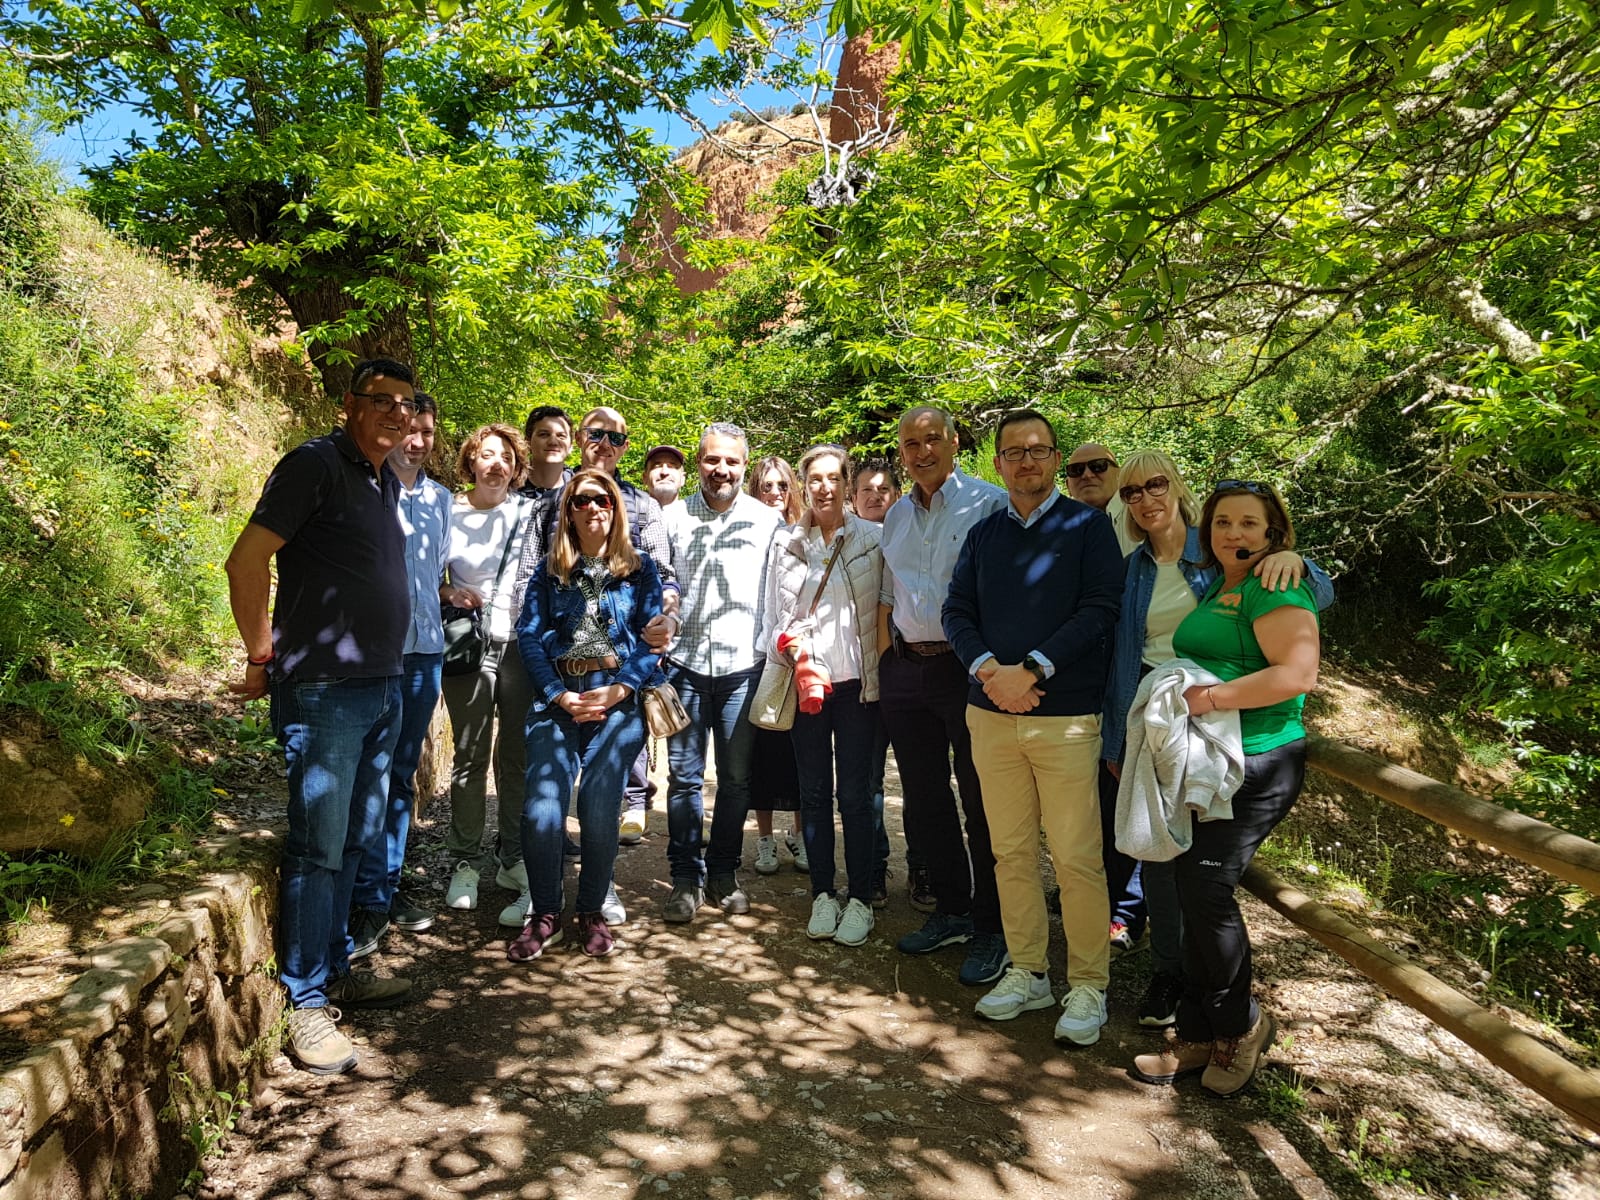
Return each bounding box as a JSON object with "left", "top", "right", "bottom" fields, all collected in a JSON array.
[
  {"left": 1119, "top": 476, "right": 1171, "bottom": 504},
  {"left": 998, "top": 445, "right": 1059, "bottom": 463},
  {"left": 569, "top": 492, "right": 614, "bottom": 510},
  {"left": 353, "top": 392, "right": 418, "bottom": 415},
  {"left": 1065, "top": 457, "right": 1115, "bottom": 478},
  {"left": 584, "top": 428, "right": 629, "bottom": 448},
  {"left": 1213, "top": 479, "right": 1270, "bottom": 495}
]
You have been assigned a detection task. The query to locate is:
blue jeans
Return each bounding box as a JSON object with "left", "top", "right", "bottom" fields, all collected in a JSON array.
[
  {"left": 270, "top": 675, "right": 402, "bottom": 1009},
  {"left": 1099, "top": 760, "right": 1147, "bottom": 935},
  {"left": 353, "top": 653, "right": 442, "bottom": 913},
  {"left": 665, "top": 662, "right": 760, "bottom": 884},
  {"left": 791, "top": 680, "right": 878, "bottom": 901},
  {"left": 522, "top": 670, "right": 645, "bottom": 914}
]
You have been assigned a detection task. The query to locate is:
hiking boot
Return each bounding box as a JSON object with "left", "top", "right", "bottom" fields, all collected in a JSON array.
[
  {"left": 601, "top": 880, "right": 627, "bottom": 926},
  {"left": 1053, "top": 985, "right": 1108, "bottom": 1047},
  {"left": 508, "top": 912, "right": 563, "bottom": 961},
  {"left": 286, "top": 1006, "right": 356, "bottom": 1075},
  {"left": 974, "top": 967, "right": 1054, "bottom": 1021},
  {"left": 326, "top": 969, "right": 411, "bottom": 1009},
  {"left": 1109, "top": 920, "right": 1147, "bottom": 957},
  {"left": 786, "top": 830, "right": 808, "bottom": 872},
  {"left": 754, "top": 835, "right": 780, "bottom": 875},
  {"left": 1202, "top": 1011, "right": 1277, "bottom": 1097},
  {"left": 577, "top": 911, "right": 614, "bottom": 957},
  {"left": 347, "top": 909, "right": 389, "bottom": 961},
  {"left": 619, "top": 811, "right": 646, "bottom": 845},
  {"left": 958, "top": 931, "right": 1012, "bottom": 986},
  {"left": 498, "top": 890, "right": 532, "bottom": 928},
  {"left": 1138, "top": 972, "right": 1184, "bottom": 1028},
  {"left": 870, "top": 870, "right": 889, "bottom": 910},
  {"left": 907, "top": 865, "right": 936, "bottom": 913},
  {"left": 495, "top": 859, "right": 529, "bottom": 893},
  {"left": 833, "top": 897, "right": 875, "bottom": 946},
  {"left": 391, "top": 892, "right": 435, "bottom": 933},
  {"left": 1132, "top": 1029, "right": 1213, "bottom": 1085},
  {"left": 705, "top": 874, "right": 750, "bottom": 915},
  {"left": 807, "top": 893, "right": 842, "bottom": 940},
  {"left": 896, "top": 912, "right": 973, "bottom": 955},
  {"left": 446, "top": 861, "right": 479, "bottom": 910},
  {"left": 663, "top": 882, "right": 702, "bottom": 924}
]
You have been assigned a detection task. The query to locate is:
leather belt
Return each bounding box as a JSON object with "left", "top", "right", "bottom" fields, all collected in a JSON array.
[
  {"left": 557, "top": 655, "right": 618, "bottom": 675},
  {"left": 903, "top": 640, "right": 952, "bottom": 657}
]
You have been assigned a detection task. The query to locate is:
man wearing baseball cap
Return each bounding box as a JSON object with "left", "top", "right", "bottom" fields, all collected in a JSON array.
[{"left": 643, "top": 443, "right": 686, "bottom": 513}]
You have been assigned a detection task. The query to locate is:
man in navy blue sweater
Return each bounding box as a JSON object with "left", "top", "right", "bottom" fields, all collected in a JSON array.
[{"left": 943, "top": 409, "right": 1125, "bottom": 1046}]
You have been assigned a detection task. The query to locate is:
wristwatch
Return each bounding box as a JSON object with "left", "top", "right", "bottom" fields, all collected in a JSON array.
[{"left": 1023, "top": 654, "right": 1046, "bottom": 683}]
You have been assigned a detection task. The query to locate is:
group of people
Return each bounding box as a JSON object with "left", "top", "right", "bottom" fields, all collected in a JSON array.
[{"left": 226, "top": 358, "right": 1327, "bottom": 1103}]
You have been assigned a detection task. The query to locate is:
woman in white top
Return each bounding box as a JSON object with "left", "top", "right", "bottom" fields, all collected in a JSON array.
[
  {"left": 760, "top": 445, "right": 883, "bottom": 948},
  {"left": 439, "top": 423, "right": 534, "bottom": 920}
]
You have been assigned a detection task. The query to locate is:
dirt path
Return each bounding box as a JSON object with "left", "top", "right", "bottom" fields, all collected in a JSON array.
[{"left": 192, "top": 755, "right": 1590, "bottom": 1200}]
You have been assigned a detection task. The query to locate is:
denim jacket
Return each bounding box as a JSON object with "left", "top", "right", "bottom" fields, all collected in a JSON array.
[
  {"left": 1101, "top": 527, "right": 1334, "bottom": 764},
  {"left": 516, "top": 553, "right": 666, "bottom": 711}
]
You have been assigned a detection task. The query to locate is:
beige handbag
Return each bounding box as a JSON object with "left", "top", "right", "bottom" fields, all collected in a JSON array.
[
  {"left": 642, "top": 681, "right": 691, "bottom": 738},
  {"left": 749, "top": 533, "right": 846, "bottom": 733}
]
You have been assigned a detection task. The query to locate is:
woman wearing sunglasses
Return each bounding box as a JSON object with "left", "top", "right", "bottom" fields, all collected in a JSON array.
[
  {"left": 1112, "top": 465, "right": 1325, "bottom": 1096},
  {"left": 744, "top": 456, "right": 808, "bottom": 876},
  {"left": 510, "top": 469, "right": 665, "bottom": 960}
]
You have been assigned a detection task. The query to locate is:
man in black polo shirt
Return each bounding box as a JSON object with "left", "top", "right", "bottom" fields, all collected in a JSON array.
[{"left": 225, "top": 358, "right": 418, "bottom": 1075}]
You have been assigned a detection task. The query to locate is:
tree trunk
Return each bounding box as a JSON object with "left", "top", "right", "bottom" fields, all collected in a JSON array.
[{"left": 270, "top": 272, "right": 416, "bottom": 398}]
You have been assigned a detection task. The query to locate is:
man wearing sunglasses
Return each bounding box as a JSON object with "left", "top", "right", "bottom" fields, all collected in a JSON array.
[
  {"left": 1065, "top": 444, "right": 1137, "bottom": 554},
  {"left": 224, "top": 358, "right": 418, "bottom": 1076}
]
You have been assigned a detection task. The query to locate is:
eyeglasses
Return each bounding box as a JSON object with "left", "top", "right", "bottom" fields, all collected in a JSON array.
[
  {"left": 1119, "top": 476, "right": 1171, "bottom": 504},
  {"left": 353, "top": 392, "right": 418, "bottom": 415},
  {"left": 569, "top": 492, "right": 614, "bottom": 510},
  {"left": 584, "top": 428, "right": 629, "bottom": 448},
  {"left": 998, "top": 445, "right": 1059, "bottom": 463},
  {"left": 1213, "top": 479, "right": 1270, "bottom": 495},
  {"left": 1065, "top": 457, "right": 1115, "bottom": 478}
]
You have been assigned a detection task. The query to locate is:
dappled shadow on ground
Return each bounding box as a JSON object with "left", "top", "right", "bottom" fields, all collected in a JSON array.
[{"left": 205, "top": 777, "right": 1380, "bottom": 1200}]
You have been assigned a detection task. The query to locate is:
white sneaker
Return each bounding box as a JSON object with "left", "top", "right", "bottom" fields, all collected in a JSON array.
[
  {"left": 807, "top": 893, "right": 841, "bottom": 940},
  {"left": 446, "top": 861, "right": 480, "bottom": 910},
  {"left": 495, "top": 859, "right": 528, "bottom": 892},
  {"left": 601, "top": 880, "right": 627, "bottom": 925},
  {"left": 498, "top": 890, "right": 531, "bottom": 927},
  {"left": 833, "top": 897, "right": 874, "bottom": 946},
  {"left": 975, "top": 967, "right": 1055, "bottom": 1021},
  {"left": 1054, "top": 985, "right": 1109, "bottom": 1046},
  {"left": 754, "top": 835, "right": 780, "bottom": 875},
  {"left": 787, "top": 830, "right": 809, "bottom": 873}
]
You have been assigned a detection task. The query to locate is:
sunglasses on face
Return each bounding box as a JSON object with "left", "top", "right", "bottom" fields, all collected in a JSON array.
[
  {"left": 759, "top": 480, "right": 789, "bottom": 493},
  {"left": 1119, "top": 476, "right": 1171, "bottom": 504},
  {"left": 584, "top": 428, "right": 629, "bottom": 448},
  {"left": 353, "top": 392, "right": 418, "bottom": 415},
  {"left": 998, "top": 445, "right": 1059, "bottom": 463},
  {"left": 1065, "top": 457, "right": 1115, "bottom": 478},
  {"left": 1213, "top": 479, "right": 1270, "bottom": 496},
  {"left": 569, "top": 492, "right": 614, "bottom": 510}
]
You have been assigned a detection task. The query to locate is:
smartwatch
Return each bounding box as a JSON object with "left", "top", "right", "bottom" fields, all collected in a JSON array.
[{"left": 1023, "top": 654, "right": 1046, "bottom": 683}]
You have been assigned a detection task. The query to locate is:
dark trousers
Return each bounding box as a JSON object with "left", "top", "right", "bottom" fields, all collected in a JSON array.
[
  {"left": 792, "top": 679, "right": 877, "bottom": 901},
  {"left": 621, "top": 744, "right": 656, "bottom": 816},
  {"left": 1098, "top": 761, "right": 1146, "bottom": 932},
  {"left": 1174, "top": 739, "right": 1306, "bottom": 1042},
  {"left": 879, "top": 649, "right": 1001, "bottom": 933}
]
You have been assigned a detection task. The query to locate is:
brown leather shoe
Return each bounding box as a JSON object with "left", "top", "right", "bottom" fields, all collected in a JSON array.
[
  {"left": 1131, "top": 1028, "right": 1213, "bottom": 1085},
  {"left": 1202, "top": 1011, "right": 1278, "bottom": 1096}
]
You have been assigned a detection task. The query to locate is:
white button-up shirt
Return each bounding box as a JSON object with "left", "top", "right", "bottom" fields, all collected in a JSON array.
[
  {"left": 879, "top": 466, "right": 1005, "bottom": 642},
  {"left": 398, "top": 472, "right": 452, "bottom": 656},
  {"left": 664, "top": 490, "right": 783, "bottom": 676}
]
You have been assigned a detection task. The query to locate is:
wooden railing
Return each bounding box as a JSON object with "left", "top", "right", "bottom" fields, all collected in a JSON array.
[{"left": 1239, "top": 734, "right": 1600, "bottom": 1134}]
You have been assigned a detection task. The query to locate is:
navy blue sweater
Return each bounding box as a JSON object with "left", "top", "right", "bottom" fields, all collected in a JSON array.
[{"left": 942, "top": 493, "right": 1125, "bottom": 717}]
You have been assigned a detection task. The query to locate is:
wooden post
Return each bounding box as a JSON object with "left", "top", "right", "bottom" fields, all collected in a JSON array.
[
  {"left": 1306, "top": 734, "right": 1600, "bottom": 896},
  {"left": 1242, "top": 861, "right": 1600, "bottom": 1135},
  {"left": 410, "top": 702, "right": 450, "bottom": 826}
]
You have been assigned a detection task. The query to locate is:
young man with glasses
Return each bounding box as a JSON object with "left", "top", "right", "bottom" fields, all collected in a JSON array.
[
  {"left": 224, "top": 358, "right": 418, "bottom": 1076},
  {"left": 943, "top": 408, "right": 1124, "bottom": 1045}
]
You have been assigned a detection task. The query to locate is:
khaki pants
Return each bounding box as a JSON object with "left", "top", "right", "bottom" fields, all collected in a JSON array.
[{"left": 966, "top": 706, "right": 1109, "bottom": 987}]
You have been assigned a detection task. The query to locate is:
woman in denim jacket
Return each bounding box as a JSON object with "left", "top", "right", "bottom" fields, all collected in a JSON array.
[
  {"left": 511, "top": 469, "right": 664, "bottom": 961},
  {"left": 1101, "top": 451, "right": 1333, "bottom": 1028}
]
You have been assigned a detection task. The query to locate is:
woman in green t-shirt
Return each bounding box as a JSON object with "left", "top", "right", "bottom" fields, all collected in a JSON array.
[{"left": 1131, "top": 481, "right": 1320, "bottom": 1098}]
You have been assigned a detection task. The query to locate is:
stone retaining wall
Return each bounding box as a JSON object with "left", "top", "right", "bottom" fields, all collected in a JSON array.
[{"left": 1, "top": 835, "right": 282, "bottom": 1200}]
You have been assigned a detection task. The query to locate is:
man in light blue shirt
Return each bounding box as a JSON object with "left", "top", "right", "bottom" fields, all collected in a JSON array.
[
  {"left": 877, "top": 406, "right": 1012, "bottom": 987},
  {"left": 350, "top": 393, "right": 452, "bottom": 955}
]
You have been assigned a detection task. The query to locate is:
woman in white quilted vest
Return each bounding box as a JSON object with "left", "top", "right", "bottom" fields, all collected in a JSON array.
[{"left": 760, "top": 444, "right": 884, "bottom": 948}]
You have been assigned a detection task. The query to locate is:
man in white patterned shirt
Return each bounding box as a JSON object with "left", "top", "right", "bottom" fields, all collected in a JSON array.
[{"left": 659, "top": 422, "right": 783, "bottom": 923}]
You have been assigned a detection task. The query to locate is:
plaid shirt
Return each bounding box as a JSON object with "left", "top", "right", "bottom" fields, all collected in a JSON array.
[{"left": 663, "top": 490, "right": 783, "bottom": 676}]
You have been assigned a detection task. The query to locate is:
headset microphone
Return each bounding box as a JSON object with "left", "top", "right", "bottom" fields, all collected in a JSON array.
[{"left": 1233, "top": 527, "right": 1282, "bottom": 561}]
